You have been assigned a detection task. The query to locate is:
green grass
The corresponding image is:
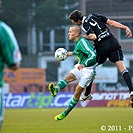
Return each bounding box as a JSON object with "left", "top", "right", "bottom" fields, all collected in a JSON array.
[{"left": 1, "top": 107, "right": 133, "bottom": 133}]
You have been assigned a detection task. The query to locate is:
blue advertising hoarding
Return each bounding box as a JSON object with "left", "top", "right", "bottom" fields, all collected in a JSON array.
[
  {"left": 4, "top": 92, "right": 74, "bottom": 108},
  {"left": 4, "top": 91, "right": 130, "bottom": 108}
]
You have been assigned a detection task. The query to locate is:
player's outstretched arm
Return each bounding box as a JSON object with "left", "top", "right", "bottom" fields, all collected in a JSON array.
[{"left": 106, "top": 19, "right": 132, "bottom": 38}]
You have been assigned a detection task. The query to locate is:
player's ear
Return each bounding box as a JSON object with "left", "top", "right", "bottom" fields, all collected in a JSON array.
[
  {"left": 75, "top": 32, "right": 80, "bottom": 37},
  {"left": 78, "top": 20, "right": 82, "bottom": 24}
]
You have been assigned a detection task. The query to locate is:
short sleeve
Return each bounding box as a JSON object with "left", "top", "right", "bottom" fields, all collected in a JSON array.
[{"left": 97, "top": 14, "right": 108, "bottom": 23}]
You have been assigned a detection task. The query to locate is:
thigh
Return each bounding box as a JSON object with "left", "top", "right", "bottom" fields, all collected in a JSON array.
[
  {"left": 95, "top": 42, "right": 109, "bottom": 64},
  {"left": 64, "top": 73, "right": 76, "bottom": 83},
  {"left": 70, "top": 65, "right": 81, "bottom": 80},
  {"left": 79, "top": 68, "right": 96, "bottom": 88},
  {"left": 96, "top": 54, "right": 107, "bottom": 65},
  {"left": 109, "top": 47, "right": 123, "bottom": 63}
]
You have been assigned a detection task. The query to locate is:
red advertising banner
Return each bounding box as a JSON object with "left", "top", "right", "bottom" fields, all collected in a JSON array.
[
  {"left": 3, "top": 68, "right": 45, "bottom": 84},
  {"left": 78, "top": 92, "right": 130, "bottom": 107}
]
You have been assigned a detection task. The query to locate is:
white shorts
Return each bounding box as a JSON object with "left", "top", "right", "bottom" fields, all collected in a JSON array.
[{"left": 70, "top": 64, "right": 96, "bottom": 88}]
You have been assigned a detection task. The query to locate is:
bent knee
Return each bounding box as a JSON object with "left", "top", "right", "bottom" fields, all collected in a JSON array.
[{"left": 64, "top": 73, "right": 76, "bottom": 82}]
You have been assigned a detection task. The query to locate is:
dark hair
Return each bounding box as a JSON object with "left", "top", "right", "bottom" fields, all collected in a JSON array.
[{"left": 68, "top": 10, "right": 83, "bottom": 22}]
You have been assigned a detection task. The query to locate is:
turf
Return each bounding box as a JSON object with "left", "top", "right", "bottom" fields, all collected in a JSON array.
[{"left": 1, "top": 107, "right": 133, "bottom": 133}]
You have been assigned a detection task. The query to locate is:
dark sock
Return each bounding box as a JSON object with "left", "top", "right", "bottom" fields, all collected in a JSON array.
[
  {"left": 85, "top": 81, "right": 93, "bottom": 96},
  {"left": 122, "top": 70, "right": 133, "bottom": 92}
]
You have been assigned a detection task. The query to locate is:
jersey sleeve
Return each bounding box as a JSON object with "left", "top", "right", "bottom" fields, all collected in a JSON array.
[
  {"left": 78, "top": 39, "right": 96, "bottom": 67},
  {"left": 72, "top": 50, "right": 76, "bottom": 55},
  {"left": 82, "top": 53, "right": 96, "bottom": 67},
  {"left": 80, "top": 47, "right": 96, "bottom": 67},
  {"left": 96, "top": 14, "right": 108, "bottom": 23},
  {"left": 0, "top": 22, "right": 22, "bottom": 68}
]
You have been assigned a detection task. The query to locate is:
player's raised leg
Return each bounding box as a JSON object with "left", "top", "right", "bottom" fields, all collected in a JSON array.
[
  {"left": 48, "top": 83, "right": 57, "bottom": 97},
  {"left": 48, "top": 79, "right": 68, "bottom": 97}
]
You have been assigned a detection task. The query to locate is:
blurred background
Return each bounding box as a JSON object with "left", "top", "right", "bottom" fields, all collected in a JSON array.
[{"left": 1, "top": 0, "right": 133, "bottom": 108}]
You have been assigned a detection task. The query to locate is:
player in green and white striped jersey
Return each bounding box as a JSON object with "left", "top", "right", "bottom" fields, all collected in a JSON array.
[
  {"left": 48, "top": 25, "right": 97, "bottom": 121},
  {"left": 72, "top": 33, "right": 96, "bottom": 67},
  {"left": 0, "top": 20, "right": 22, "bottom": 129}
]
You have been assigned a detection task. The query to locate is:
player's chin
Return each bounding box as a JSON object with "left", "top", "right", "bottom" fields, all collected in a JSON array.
[
  {"left": 68, "top": 37, "right": 72, "bottom": 40},
  {"left": 69, "top": 36, "right": 74, "bottom": 40}
]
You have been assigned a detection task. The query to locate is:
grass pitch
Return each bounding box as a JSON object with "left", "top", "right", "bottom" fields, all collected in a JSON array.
[{"left": 1, "top": 107, "right": 133, "bottom": 133}]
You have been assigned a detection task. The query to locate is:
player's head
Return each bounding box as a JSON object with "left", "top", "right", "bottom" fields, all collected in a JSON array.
[
  {"left": 68, "top": 10, "right": 83, "bottom": 26},
  {"left": 68, "top": 25, "right": 81, "bottom": 42}
]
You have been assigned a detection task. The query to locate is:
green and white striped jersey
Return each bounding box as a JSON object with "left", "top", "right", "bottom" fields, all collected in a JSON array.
[
  {"left": 0, "top": 21, "right": 22, "bottom": 86},
  {"left": 72, "top": 37, "right": 96, "bottom": 67}
]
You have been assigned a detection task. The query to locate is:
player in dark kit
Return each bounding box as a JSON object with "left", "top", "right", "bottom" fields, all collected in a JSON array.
[{"left": 68, "top": 10, "right": 133, "bottom": 107}]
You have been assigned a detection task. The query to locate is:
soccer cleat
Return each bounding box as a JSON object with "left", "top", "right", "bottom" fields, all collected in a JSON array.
[
  {"left": 54, "top": 113, "right": 66, "bottom": 121},
  {"left": 80, "top": 93, "right": 93, "bottom": 101},
  {"left": 48, "top": 83, "right": 57, "bottom": 97},
  {"left": 130, "top": 91, "right": 133, "bottom": 108}
]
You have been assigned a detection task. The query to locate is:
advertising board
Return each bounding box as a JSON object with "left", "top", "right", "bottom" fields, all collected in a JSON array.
[
  {"left": 4, "top": 68, "right": 45, "bottom": 84},
  {"left": 4, "top": 92, "right": 130, "bottom": 108}
]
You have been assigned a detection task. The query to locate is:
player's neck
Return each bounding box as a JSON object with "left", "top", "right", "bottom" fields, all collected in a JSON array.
[{"left": 74, "top": 36, "right": 80, "bottom": 43}]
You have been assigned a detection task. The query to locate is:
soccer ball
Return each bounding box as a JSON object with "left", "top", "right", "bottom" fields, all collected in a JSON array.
[{"left": 55, "top": 48, "right": 68, "bottom": 61}]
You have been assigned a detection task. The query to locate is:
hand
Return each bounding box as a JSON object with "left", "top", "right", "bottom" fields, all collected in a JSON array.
[
  {"left": 126, "top": 27, "right": 132, "bottom": 38},
  {"left": 82, "top": 34, "right": 97, "bottom": 40},
  {"left": 77, "top": 64, "right": 85, "bottom": 70},
  {"left": 67, "top": 52, "right": 73, "bottom": 56}
]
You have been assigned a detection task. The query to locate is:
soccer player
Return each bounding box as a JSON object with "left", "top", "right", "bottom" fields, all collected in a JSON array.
[
  {"left": 68, "top": 10, "right": 133, "bottom": 107},
  {"left": 48, "top": 25, "right": 97, "bottom": 120},
  {"left": 0, "top": 20, "right": 22, "bottom": 129}
]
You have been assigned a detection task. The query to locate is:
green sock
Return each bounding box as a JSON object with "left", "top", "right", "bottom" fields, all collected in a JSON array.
[
  {"left": 62, "top": 97, "right": 79, "bottom": 116},
  {"left": 57, "top": 79, "right": 68, "bottom": 90}
]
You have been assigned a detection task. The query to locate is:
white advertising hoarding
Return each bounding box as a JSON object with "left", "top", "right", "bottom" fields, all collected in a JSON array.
[{"left": 94, "top": 67, "right": 118, "bottom": 83}]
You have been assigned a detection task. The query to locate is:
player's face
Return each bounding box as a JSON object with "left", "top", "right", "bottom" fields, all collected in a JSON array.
[
  {"left": 71, "top": 20, "right": 82, "bottom": 26},
  {"left": 68, "top": 27, "right": 76, "bottom": 41}
]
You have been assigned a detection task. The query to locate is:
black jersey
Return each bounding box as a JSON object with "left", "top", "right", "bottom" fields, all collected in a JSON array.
[
  {"left": 81, "top": 14, "right": 113, "bottom": 44},
  {"left": 80, "top": 14, "right": 123, "bottom": 64}
]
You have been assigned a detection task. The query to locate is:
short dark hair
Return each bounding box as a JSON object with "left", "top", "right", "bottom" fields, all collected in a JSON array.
[{"left": 68, "top": 10, "right": 83, "bottom": 22}]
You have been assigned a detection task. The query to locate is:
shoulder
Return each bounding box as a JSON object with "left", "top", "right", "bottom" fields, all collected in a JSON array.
[
  {"left": 80, "top": 37, "right": 91, "bottom": 45},
  {"left": 0, "top": 21, "right": 12, "bottom": 33},
  {"left": 95, "top": 14, "right": 108, "bottom": 22}
]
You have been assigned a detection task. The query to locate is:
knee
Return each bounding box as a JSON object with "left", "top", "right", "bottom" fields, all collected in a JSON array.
[
  {"left": 121, "top": 69, "right": 129, "bottom": 75},
  {"left": 65, "top": 73, "right": 76, "bottom": 82}
]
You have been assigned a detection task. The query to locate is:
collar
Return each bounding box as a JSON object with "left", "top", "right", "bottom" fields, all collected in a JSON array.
[
  {"left": 82, "top": 16, "right": 86, "bottom": 24},
  {"left": 80, "top": 16, "right": 87, "bottom": 33},
  {"left": 76, "top": 36, "right": 82, "bottom": 44}
]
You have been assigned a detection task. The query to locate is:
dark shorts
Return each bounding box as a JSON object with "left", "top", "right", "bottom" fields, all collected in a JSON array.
[{"left": 95, "top": 37, "right": 123, "bottom": 65}]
